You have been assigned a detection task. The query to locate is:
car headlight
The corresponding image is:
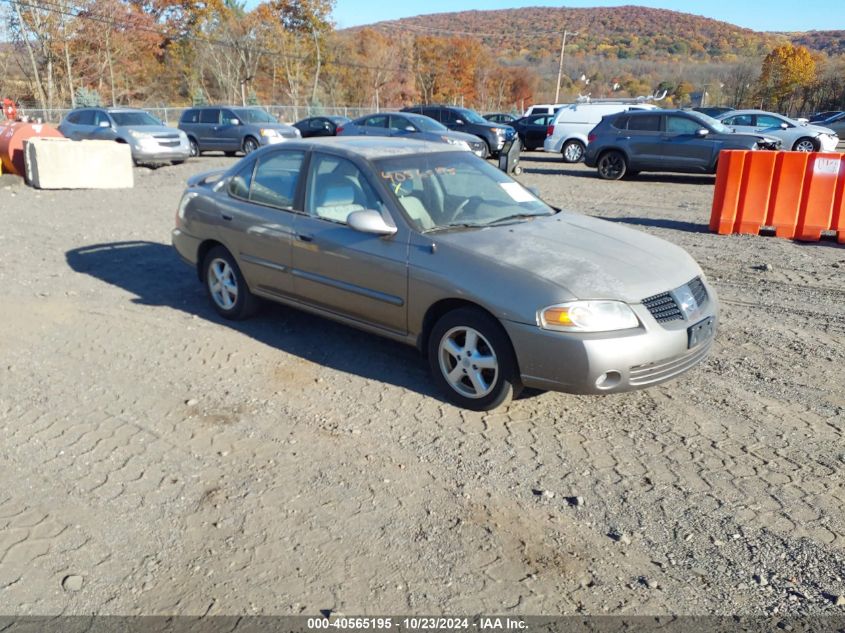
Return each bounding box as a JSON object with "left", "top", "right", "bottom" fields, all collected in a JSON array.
[
  {"left": 128, "top": 130, "right": 153, "bottom": 140},
  {"left": 538, "top": 301, "right": 639, "bottom": 333},
  {"left": 491, "top": 127, "right": 506, "bottom": 135},
  {"left": 442, "top": 136, "right": 471, "bottom": 150},
  {"left": 260, "top": 128, "right": 278, "bottom": 137}
]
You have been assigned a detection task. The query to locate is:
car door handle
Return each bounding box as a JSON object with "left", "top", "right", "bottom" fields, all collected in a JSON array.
[
  {"left": 620, "top": 136, "right": 631, "bottom": 140},
  {"left": 297, "top": 233, "right": 314, "bottom": 242},
  {"left": 221, "top": 214, "right": 233, "bottom": 221}
]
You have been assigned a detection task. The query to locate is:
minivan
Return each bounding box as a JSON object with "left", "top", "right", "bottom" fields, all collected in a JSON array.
[
  {"left": 178, "top": 106, "right": 300, "bottom": 157},
  {"left": 544, "top": 102, "right": 659, "bottom": 163}
]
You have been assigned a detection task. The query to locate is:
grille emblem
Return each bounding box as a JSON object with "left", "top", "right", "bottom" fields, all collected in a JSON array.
[{"left": 671, "top": 285, "right": 699, "bottom": 320}]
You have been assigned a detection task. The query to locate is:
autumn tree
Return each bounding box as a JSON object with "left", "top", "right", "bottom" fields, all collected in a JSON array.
[{"left": 757, "top": 44, "right": 816, "bottom": 112}]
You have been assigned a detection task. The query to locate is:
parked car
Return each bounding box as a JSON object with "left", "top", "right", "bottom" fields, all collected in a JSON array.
[
  {"left": 338, "top": 111, "right": 489, "bottom": 157},
  {"left": 484, "top": 113, "right": 517, "bottom": 124},
  {"left": 401, "top": 104, "right": 515, "bottom": 156},
  {"left": 808, "top": 110, "right": 843, "bottom": 123},
  {"left": 509, "top": 113, "right": 555, "bottom": 150},
  {"left": 544, "top": 101, "right": 660, "bottom": 163},
  {"left": 716, "top": 109, "right": 838, "bottom": 152},
  {"left": 178, "top": 106, "right": 300, "bottom": 157},
  {"left": 172, "top": 137, "right": 718, "bottom": 410},
  {"left": 821, "top": 112, "right": 845, "bottom": 138},
  {"left": 293, "top": 115, "right": 349, "bottom": 138},
  {"left": 585, "top": 109, "right": 781, "bottom": 180},
  {"left": 523, "top": 103, "right": 567, "bottom": 116},
  {"left": 692, "top": 106, "right": 734, "bottom": 118},
  {"left": 58, "top": 107, "right": 191, "bottom": 165}
]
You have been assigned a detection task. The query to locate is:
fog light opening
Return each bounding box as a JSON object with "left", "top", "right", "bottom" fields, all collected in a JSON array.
[{"left": 595, "top": 371, "right": 622, "bottom": 390}]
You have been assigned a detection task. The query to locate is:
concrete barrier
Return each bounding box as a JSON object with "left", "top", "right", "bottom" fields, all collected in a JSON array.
[{"left": 24, "top": 138, "right": 133, "bottom": 189}]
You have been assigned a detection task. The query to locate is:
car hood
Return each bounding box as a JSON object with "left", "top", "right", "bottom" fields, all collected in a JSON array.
[
  {"left": 115, "top": 124, "right": 181, "bottom": 136},
  {"left": 439, "top": 130, "right": 485, "bottom": 144},
  {"left": 433, "top": 211, "right": 702, "bottom": 303}
]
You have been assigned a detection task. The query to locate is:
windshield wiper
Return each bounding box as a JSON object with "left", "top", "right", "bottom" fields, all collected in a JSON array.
[
  {"left": 483, "top": 213, "right": 549, "bottom": 226},
  {"left": 422, "top": 222, "right": 486, "bottom": 234}
]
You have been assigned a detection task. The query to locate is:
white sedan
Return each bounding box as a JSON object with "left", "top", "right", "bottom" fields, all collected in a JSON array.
[{"left": 717, "top": 109, "right": 839, "bottom": 152}]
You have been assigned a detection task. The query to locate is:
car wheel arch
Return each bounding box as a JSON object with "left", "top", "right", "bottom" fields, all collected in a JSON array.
[
  {"left": 196, "top": 239, "right": 227, "bottom": 282},
  {"left": 418, "top": 298, "right": 514, "bottom": 360}
]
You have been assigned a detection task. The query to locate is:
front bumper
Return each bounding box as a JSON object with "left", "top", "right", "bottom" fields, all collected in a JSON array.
[
  {"left": 543, "top": 137, "right": 562, "bottom": 153},
  {"left": 133, "top": 140, "right": 191, "bottom": 162},
  {"left": 260, "top": 135, "right": 297, "bottom": 146},
  {"left": 503, "top": 299, "right": 718, "bottom": 395}
]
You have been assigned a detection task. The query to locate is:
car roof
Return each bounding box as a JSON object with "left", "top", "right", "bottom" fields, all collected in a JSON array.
[
  {"left": 723, "top": 110, "right": 785, "bottom": 116},
  {"left": 270, "top": 136, "right": 464, "bottom": 160}
]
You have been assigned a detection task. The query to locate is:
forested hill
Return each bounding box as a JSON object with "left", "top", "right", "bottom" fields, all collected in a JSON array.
[{"left": 356, "top": 6, "right": 843, "bottom": 62}]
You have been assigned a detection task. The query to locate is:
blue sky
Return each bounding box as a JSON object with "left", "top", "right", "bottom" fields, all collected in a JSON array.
[{"left": 328, "top": 1, "right": 845, "bottom": 32}]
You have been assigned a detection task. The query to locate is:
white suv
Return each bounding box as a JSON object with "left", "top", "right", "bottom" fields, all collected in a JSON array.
[
  {"left": 544, "top": 102, "right": 659, "bottom": 163},
  {"left": 523, "top": 103, "right": 568, "bottom": 117}
]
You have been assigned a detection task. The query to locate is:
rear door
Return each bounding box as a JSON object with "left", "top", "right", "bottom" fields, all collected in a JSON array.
[
  {"left": 660, "top": 113, "right": 718, "bottom": 171},
  {"left": 68, "top": 109, "right": 97, "bottom": 140},
  {"left": 198, "top": 108, "right": 222, "bottom": 149},
  {"left": 521, "top": 114, "right": 552, "bottom": 148},
  {"left": 290, "top": 152, "right": 409, "bottom": 334},
  {"left": 620, "top": 113, "right": 663, "bottom": 168},
  {"left": 214, "top": 149, "right": 306, "bottom": 297}
]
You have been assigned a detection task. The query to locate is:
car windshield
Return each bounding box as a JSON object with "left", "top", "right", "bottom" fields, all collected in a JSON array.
[
  {"left": 455, "top": 108, "right": 488, "bottom": 124},
  {"left": 111, "top": 111, "right": 160, "bottom": 126},
  {"left": 411, "top": 116, "right": 447, "bottom": 132},
  {"left": 693, "top": 112, "right": 732, "bottom": 134},
  {"left": 375, "top": 151, "right": 554, "bottom": 233},
  {"left": 235, "top": 108, "right": 277, "bottom": 124}
]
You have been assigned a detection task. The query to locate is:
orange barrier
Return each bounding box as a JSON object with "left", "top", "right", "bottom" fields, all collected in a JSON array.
[
  {"left": 710, "top": 150, "right": 845, "bottom": 242},
  {"left": 709, "top": 150, "right": 747, "bottom": 234},
  {"left": 0, "top": 121, "right": 64, "bottom": 176}
]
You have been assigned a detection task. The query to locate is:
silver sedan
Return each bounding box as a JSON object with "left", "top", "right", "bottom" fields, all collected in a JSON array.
[
  {"left": 172, "top": 138, "right": 718, "bottom": 410},
  {"left": 717, "top": 109, "right": 839, "bottom": 152}
]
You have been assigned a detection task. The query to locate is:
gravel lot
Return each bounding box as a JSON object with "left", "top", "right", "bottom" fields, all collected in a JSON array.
[{"left": 0, "top": 150, "right": 843, "bottom": 616}]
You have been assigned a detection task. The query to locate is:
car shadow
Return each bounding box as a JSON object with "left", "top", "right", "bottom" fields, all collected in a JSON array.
[
  {"left": 65, "top": 241, "right": 443, "bottom": 400},
  {"left": 595, "top": 216, "right": 710, "bottom": 234}
]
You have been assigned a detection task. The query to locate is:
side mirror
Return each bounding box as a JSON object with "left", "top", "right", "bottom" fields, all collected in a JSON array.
[
  {"left": 696, "top": 128, "right": 709, "bottom": 137},
  {"left": 348, "top": 209, "right": 397, "bottom": 236},
  {"left": 780, "top": 122, "right": 789, "bottom": 129},
  {"left": 405, "top": 126, "right": 416, "bottom": 132},
  {"left": 98, "top": 120, "right": 111, "bottom": 128},
  {"left": 229, "top": 118, "right": 240, "bottom": 126},
  {"left": 455, "top": 119, "right": 464, "bottom": 125}
]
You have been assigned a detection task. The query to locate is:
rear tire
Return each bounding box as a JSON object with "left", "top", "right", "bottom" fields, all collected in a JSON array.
[
  {"left": 202, "top": 246, "right": 259, "bottom": 320},
  {"left": 561, "top": 139, "right": 585, "bottom": 163},
  {"left": 427, "top": 307, "right": 522, "bottom": 411},
  {"left": 597, "top": 150, "right": 627, "bottom": 180}
]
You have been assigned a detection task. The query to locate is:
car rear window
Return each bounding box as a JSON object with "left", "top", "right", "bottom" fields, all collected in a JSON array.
[
  {"left": 181, "top": 109, "right": 198, "bottom": 123},
  {"left": 199, "top": 109, "right": 220, "bottom": 124}
]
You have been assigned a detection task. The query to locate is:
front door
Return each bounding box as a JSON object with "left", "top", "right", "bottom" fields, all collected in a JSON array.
[
  {"left": 290, "top": 152, "right": 409, "bottom": 334},
  {"left": 660, "top": 114, "right": 717, "bottom": 171}
]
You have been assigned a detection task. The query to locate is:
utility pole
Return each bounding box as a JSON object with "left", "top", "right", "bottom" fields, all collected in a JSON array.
[{"left": 554, "top": 30, "right": 578, "bottom": 104}]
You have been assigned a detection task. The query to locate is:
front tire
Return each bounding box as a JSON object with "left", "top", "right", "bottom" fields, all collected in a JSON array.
[
  {"left": 792, "top": 137, "right": 818, "bottom": 152},
  {"left": 202, "top": 246, "right": 259, "bottom": 320},
  {"left": 597, "top": 150, "right": 627, "bottom": 180},
  {"left": 188, "top": 138, "right": 200, "bottom": 157},
  {"left": 428, "top": 307, "right": 521, "bottom": 411},
  {"left": 242, "top": 136, "right": 259, "bottom": 154},
  {"left": 561, "top": 139, "right": 585, "bottom": 163}
]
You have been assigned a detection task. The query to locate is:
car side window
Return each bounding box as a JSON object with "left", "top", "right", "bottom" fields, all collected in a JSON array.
[
  {"left": 364, "top": 115, "right": 388, "bottom": 128},
  {"left": 228, "top": 161, "right": 255, "bottom": 200},
  {"left": 627, "top": 115, "right": 660, "bottom": 132},
  {"left": 724, "top": 114, "right": 752, "bottom": 126},
  {"left": 66, "top": 112, "right": 79, "bottom": 124},
  {"left": 389, "top": 115, "right": 414, "bottom": 131},
  {"left": 249, "top": 151, "right": 305, "bottom": 209},
  {"left": 309, "top": 118, "right": 326, "bottom": 130},
  {"left": 665, "top": 116, "right": 701, "bottom": 134},
  {"left": 756, "top": 115, "right": 786, "bottom": 128},
  {"left": 611, "top": 115, "right": 629, "bottom": 130},
  {"left": 222, "top": 109, "right": 239, "bottom": 125},
  {"left": 76, "top": 110, "right": 95, "bottom": 126},
  {"left": 306, "top": 154, "right": 386, "bottom": 225},
  {"left": 199, "top": 109, "right": 220, "bottom": 124},
  {"left": 93, "top": 110, "right": 111, "bottom": 127},
  {"left": 181, "top": 109, "right": 198, "bottom": 124}
]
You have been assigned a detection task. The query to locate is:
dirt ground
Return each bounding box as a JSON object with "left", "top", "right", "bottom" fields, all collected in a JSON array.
[{"left": 0, "top": 150, "right": 843, "bottom": 617}]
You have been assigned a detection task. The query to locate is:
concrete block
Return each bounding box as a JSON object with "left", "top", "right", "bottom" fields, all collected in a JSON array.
[{"left": 24, "top": 138, "right": 133, "bottom": 189}]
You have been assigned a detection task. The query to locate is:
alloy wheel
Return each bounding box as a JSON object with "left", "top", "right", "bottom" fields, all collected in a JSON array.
[
  {"left": 207, "top": 257, "right": 238, "bottom": 311},
  {"left": 438, "top": 326, "right": 499, "bottom": 399}
]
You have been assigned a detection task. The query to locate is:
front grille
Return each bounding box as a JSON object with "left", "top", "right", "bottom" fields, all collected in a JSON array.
[
  {"left": 159, "top": 140, "right": 180, "bottom": 148},
  {"left": 642, "top": 291, "right": 683, "bottom": 323},
  {"left": 688, "top": 276, "right": 708, "bottom": 307},
  {"left": 641, "top": 276, "right": 708, "bottom": 323},
  {"left": 154, "top": 134, "right": 179, "bottom": 140}
]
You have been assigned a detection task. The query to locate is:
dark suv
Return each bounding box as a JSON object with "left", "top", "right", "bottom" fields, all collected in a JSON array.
[
  {"left": 584, "top": 109, "right": 780, "bottom": 180},
  {"left": 178, "top": 106, "right": 300, "bottom": 157},
  {"left": 401, "top": 104, "right": 514, "bottom": 156}
]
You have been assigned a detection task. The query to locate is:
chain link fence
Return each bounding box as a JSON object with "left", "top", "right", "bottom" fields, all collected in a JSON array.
[{"left": 14, "top": 104, "right": 376, "bottom": 125}]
